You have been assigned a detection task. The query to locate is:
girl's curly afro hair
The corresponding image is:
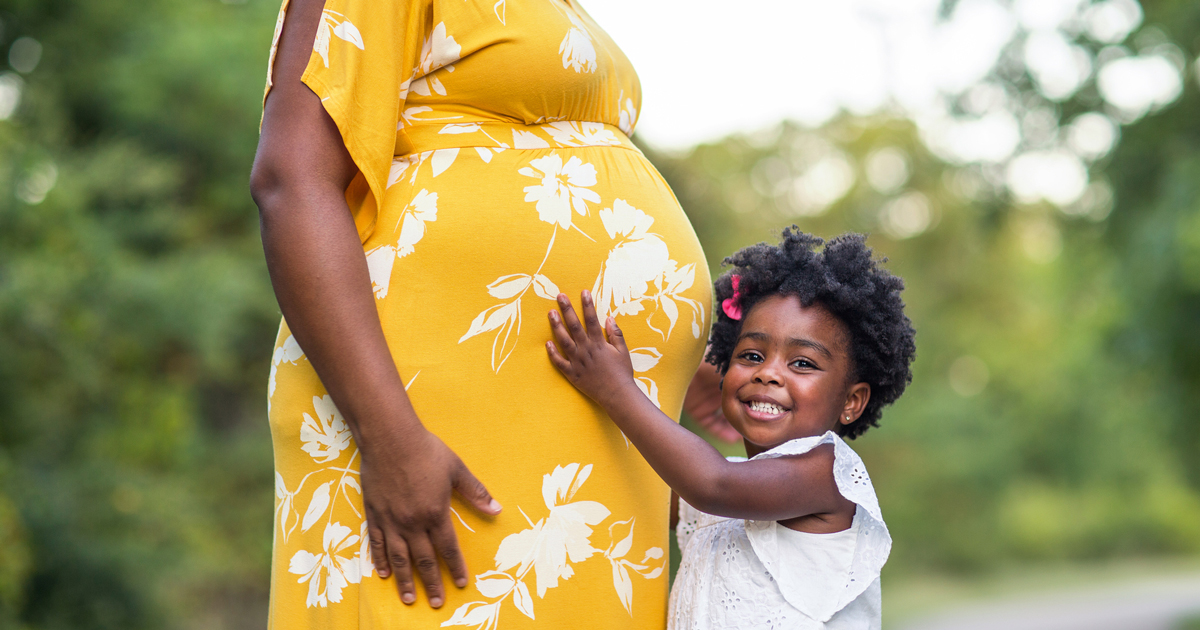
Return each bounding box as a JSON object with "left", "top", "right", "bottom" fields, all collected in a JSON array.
[{"left": 706, "top": 228, "right": 916, "bottom": 439}]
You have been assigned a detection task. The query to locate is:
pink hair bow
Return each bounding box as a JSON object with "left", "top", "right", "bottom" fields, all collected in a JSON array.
[{"left": 722, "top": 275, "right": 743, "bottom": 321}]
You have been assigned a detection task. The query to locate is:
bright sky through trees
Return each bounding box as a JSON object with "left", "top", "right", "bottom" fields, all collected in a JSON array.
[
  {"left": 592, "top": 0, "right": 1143, "bottom": 146},
  {"left": 588, "top": 0, "right": 1174, "bottom": 210}
]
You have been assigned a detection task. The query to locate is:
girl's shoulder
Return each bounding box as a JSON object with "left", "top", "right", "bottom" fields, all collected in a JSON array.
[
  {"left": 675, "top": 434, "right": 892, "bottom": 624},
  {"left": 750, "top": 431, "right": 883, "bottom": 523},
  {"left": 744, "top": 431, "right": 892, "bottom": 623}
]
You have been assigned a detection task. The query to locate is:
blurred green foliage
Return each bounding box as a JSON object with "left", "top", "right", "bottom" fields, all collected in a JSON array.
[
  {"left": 0, "top": 0, "right": 282, "bottom": 627},
  {"left": 1175, "top": 614, "right": 1200, "bottom": 630},
  {"left": 0, "top": 0, "right": 1198, "bottom": 627},
  {"left": 651, "top": 108, "right": 1200, "bottom": 574}
]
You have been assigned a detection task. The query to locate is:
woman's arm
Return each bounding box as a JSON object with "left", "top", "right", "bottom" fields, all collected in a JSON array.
[
  {"left": 250, "top": 0, "right": 500, "bottom": 609},
  {"left": 682, "top": 359, "right": 741, "bottom": 444},
  {"left": 546, "top": 292, "right": 846, "bottom": 522}
]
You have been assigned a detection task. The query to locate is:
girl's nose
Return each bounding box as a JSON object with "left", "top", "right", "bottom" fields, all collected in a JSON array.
[{"left": 752, "top": 361, "right": 783, "bottom": 386}]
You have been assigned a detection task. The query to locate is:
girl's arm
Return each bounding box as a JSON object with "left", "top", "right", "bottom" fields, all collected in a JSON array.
[
  {"left": 546, "top": 292, "right": 847, "bottom": 522},
  {"left": 250, "top": 0, "right": 500, "bottom": 609}
]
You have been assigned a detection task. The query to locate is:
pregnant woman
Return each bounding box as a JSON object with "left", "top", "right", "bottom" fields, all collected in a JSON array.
[{"left": 250, "top": 0, "right": 712, "bottom": 627}]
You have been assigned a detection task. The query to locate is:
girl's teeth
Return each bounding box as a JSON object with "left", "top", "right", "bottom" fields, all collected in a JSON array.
[{"left": 749, "top": 401, "right": 784, "bottom": 414}]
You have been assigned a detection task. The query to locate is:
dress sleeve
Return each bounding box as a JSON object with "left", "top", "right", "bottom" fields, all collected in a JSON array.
[
  {"left": 675, "top": 498, "right": 701, "bottom": 551},
  {"left": 744, "top": 432, "right": 892, "bottom": 622},
  {"left": 264, "top": 0, "right": 432, "bottom": 240}
]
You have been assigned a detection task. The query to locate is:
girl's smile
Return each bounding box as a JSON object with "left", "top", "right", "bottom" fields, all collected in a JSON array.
[
  {"left": 742, "top": 395, "right": 790, "bottom": 421},
  {"left": 721, "top": 295, "right": 871, "bottom": 456}
]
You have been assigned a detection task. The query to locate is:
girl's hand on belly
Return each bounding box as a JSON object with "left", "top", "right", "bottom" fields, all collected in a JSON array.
[{"left": 545, "top": 290, "right": 638, "bottom": 408}]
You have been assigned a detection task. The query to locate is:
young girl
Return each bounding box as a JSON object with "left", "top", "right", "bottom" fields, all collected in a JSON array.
[{"left": 545, "top": 229, "right": 916, "bottom": 630}]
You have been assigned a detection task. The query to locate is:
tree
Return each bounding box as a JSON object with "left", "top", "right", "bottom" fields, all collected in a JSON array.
[{"left": 0, "top": 0, "right": 281, "bottom": 626}]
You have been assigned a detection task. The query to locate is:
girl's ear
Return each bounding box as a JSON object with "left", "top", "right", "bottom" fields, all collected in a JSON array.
[{"left": 840, "top": 382, "right": 871, "bottom": 425}]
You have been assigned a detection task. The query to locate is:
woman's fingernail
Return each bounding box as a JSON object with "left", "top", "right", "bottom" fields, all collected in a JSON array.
[
  {"left": 402, "top": 593, "right": 415, "bottom": 604},
  {"left": 456, "top": 578, "right": 468, "bottom": 588},
  {"left": 489, "top": 499, "right": 502, "bottom": 512},
  {"left": 430, "top": 597, "right": 443, "bottom": 608}
]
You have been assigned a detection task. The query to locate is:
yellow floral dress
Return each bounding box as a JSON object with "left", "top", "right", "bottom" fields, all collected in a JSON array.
[{"left": 263, "top": 0, "right": 711, "bottom": 627}]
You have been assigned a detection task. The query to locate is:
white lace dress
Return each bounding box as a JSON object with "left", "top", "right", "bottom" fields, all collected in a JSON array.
[{"left": 669, "top": 432, "right": 892, "bottom": 630}]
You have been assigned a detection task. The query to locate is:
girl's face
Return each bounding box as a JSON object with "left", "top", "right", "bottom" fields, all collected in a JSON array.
[{"left": 720, "top": 294, "right": 870, "bottom": 456}]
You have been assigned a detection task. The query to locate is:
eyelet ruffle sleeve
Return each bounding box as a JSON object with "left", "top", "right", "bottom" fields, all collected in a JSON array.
[{"left": 743, "top": 431, "right": 891, "bottom": 624}]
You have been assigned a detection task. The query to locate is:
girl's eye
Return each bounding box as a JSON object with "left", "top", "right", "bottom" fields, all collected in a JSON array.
[
  {"left": 791, "top": 359, "right": 815, "bottom": 369},
  {"left": 739, "top": 351, "right": 763, "bottom": 362}
]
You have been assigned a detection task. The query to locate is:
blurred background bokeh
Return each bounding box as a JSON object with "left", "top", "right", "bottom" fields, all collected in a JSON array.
[{"left": 1, "top": 0, "right": 1199, "bottom": 628}]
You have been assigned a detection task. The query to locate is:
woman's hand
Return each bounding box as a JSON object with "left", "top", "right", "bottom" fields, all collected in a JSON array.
[
  {"left": 360, "top": 427, "right": 501, "bottom": 608},
  {"left": 683, "top": 361, "right": 741, "bottom": 444},
  {"left": 545, "top": 291, "right": 638, "bottom": 407}
]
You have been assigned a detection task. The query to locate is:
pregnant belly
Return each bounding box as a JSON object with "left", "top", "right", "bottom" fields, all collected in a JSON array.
[
  {"left": 265, "top": 124, "right": 709, "bottom": 628},
  {"left": 365, "top": 137, "right": 711, "bottom": 359},
  {"left": 359, "top": 131, "right": 712, "bottom": 470}
]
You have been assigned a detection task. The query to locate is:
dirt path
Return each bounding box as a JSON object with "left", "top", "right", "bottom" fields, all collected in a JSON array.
[{"left": 894, "top": 574, "right": 1200, "bottom": 630}]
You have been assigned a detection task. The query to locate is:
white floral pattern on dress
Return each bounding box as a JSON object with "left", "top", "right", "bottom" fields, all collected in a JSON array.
[
  {"left": 617, "top": 92, "right": 638, "bottom": 137},
  {"left": 441, "top": 463, "right": 664, "bottom": 628},
  {"left": 288, "top": 521, "right": 365, "bottom": 608},
  {"left": 366, "top": 189, "right": 439, "bottom": 299},
  {"left": 513, "top": 129, "right": 551, "bottom": 149},
  {"left": 313, "top": 10, "right": 364, "bottom": 68},
  {"left": 266, "top": 4, "right": 287, "bottom": 89},
  {"left": 592, "top": 200, "right": 705, "bottom": 340},
  {"left": 603, "top": 518, "right": 664, "bottom": 614},
  {"left": 519, "top": 153, "right": 600, "bottom": 230},
  {"left": 395, "top": 189, "right": 439, "bottom": 257},
  {"left": 276, "top": 471, "right": 298, "bottom": 543},
  {"left": 390, "top": 150, "right": 461, "bottom": 189},
  {"left": 545, "top": 122, "right": 621, "bottom": 148},
  {"left": 411, "top": 22, "right": 461, "bottom": 97},
  {"left": 558, "top": 12, "right": 597, "bottom": 73},
  {"left": 458, "top": 236, "right": 562, "bottom": 372},
  {"left": 628, "top": 346, "right": 663, "bottom": 409},
  {"left": 498, "top": 463, "right": 608, "bottom": 596},
  {"left": 461, "top": 152, "right": 610, "bottom": 373},
  {"left": 400, "top": 106, "right": 463, "bottom": 128},
  {"left": 440, "top": 123, "right": 511, "bottom": 163},
  {"left": 268, "top": 334, "right": 305, "bottom": 408},
  {"left": 364, "top": 246, "right": 397, "bottom": 300},
  {"left": 301, "top": 395, "right": 353, "bottom": 464},
  {"left": 278, "top": 381, "right": 433, "bottom": 609}
]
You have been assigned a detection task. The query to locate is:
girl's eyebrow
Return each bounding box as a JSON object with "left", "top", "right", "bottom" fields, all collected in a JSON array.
[
  {"left": 737, "top": 331, "right": 834, "bottom": 360},
  {"left": 787, "top": 337, "right": 833, "bottom": 359}
]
